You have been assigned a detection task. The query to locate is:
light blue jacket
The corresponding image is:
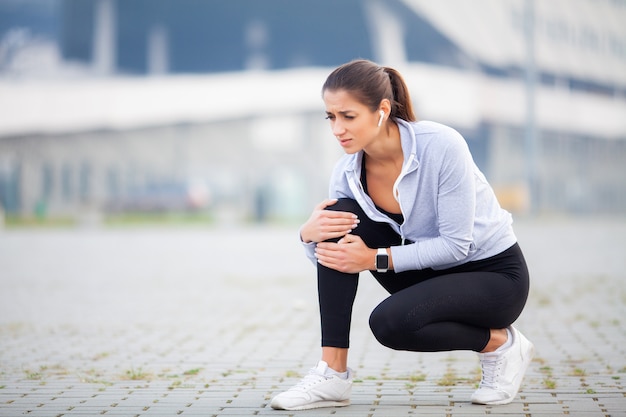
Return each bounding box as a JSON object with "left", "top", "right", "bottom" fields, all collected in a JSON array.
[{"left": 303, "top": 119, "right": 517, "bottom": 272}]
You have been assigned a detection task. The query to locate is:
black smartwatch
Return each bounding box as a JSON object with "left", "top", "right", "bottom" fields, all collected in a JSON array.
[{"left": 375, "top": 248, "right": 389, "bottom": 273}]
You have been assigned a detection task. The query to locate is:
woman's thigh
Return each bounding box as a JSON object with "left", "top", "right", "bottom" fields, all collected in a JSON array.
[
  {"left": 372, "top": 269, "right": 527, "bottom": 332},
  {"left": 372, "top": 243, "right": 530, "bottom": 322}
]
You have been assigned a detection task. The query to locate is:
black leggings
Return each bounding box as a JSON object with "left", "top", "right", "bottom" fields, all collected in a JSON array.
[{"left": 318, "top": 198, "right": 530, "bottom": 352}]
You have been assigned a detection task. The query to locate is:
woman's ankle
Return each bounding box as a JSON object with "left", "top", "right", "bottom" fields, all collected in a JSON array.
[
  {"left": 480, "top": 328, "right": 509, "bottom": 353},
  {"left": 321, "top": 347, "right": 349, "bottom": 372}
]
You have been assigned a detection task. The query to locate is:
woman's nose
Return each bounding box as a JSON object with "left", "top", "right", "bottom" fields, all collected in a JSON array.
[{"left": 332, "top": 120, "right": 345, "bottom": 136}]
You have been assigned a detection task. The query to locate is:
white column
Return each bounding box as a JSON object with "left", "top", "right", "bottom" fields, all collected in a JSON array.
[
  {"left": 364, "top": 0, "right": 407, "bottom": 66},
  {"left": 92, "top": 0, "right": 116, "bottom": 75},
  {"left": 148, "top": 23, "right": 169, "bottom": 75}
]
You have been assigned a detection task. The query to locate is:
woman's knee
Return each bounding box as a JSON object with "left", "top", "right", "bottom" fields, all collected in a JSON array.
[{"left": 325, "top": 198, "right": 362, "bottom": 215}]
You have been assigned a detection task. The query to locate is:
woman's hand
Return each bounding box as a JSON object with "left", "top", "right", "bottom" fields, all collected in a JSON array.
[
  {"left": 300, "top": 199, "right": 360, "bottom": 243},
  {"left": 315, "top": 234, "right": 375, "bottom": 274}
]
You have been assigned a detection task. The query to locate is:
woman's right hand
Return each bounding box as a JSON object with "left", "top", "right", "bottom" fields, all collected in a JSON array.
[{"left": 300, "top": 199, "right": 360, "bottom": 243}]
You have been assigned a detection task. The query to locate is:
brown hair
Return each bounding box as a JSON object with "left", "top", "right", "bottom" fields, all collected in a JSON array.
[{"left": 322, "top": 59, "right": 416, "bottom": 122}]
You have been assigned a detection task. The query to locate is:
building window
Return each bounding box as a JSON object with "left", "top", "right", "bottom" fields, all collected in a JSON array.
[
  {"left": 41, "top": 163, "right": 54, "bottom": 202},
  {"left": 62, "top": 164, "right": 73, "bottom": 202},
  {"left": 79, "top": 162, "right": 91, "bottom": 203}
]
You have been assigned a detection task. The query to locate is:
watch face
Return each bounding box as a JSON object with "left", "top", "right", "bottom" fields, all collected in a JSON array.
[{"left": 376, "top": 254, "right": 389, "bottom": 269}]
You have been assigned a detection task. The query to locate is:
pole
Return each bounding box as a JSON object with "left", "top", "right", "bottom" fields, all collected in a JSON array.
[{"left": 524, "top": 0, "right": 538, "bottom": 214}]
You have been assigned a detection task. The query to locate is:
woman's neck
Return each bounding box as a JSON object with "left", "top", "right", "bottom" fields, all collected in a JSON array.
[{"left": 364, "top": 122, "right": 403, "bottom": 166}]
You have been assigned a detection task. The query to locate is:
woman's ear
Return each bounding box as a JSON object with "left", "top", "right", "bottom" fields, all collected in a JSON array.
[
  {"left": 378, "top": 99, "right": 392, "bottom": 126},
  {"left": 378, "top": 99, "right": 392, "bottom": 117}
]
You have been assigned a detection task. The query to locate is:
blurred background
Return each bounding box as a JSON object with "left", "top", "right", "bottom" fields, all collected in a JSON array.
[{"left": 0, "top": 0, "right": 625, "bottom": 227}]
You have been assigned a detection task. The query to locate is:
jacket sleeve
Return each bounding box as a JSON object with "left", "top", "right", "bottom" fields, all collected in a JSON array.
[
  {"left": 300, "top": 233, "right": 318, "bottom": 265},
  {"left": 391, "top": 135, "right": 476, "bottom": 271}
]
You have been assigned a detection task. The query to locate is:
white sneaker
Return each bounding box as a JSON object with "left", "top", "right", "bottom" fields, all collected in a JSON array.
[
  {"left": 471, "top": 326, "right": 534, "bottom": 405},
  {"left": 270, "top": 361, "right": 352, "bottom": 410}
]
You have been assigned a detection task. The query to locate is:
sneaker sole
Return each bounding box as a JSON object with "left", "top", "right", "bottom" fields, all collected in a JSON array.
[{"left": 271, "top": 399, "right": 350, "bottom": 411}]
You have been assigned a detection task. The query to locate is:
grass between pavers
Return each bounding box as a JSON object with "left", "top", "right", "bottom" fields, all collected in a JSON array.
[
  {"left": 532, "top": 354, "right": 626, "bottom": 393},
  {"left": 12, "top": 363, "right": 212, "bottom": 391}
]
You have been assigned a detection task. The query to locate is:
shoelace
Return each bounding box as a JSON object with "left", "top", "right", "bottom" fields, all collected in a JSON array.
[
  {"left": 479, "top": 356, "right": 502, "bottom": 389},
  {"left": 290, "top": 369, "right": 330, "bottom": 392}
]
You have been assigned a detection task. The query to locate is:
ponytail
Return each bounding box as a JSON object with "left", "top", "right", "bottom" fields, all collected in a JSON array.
[{"left": 383, "top": 67, "right": 416, "bottom": 122}]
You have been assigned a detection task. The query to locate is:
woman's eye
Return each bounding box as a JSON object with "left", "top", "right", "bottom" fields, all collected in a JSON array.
[{"left": 325, "top": 115, "right": 335, "bottom": 120}]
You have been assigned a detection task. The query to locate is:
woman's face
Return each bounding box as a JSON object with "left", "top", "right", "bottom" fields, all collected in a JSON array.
[{"left": 323, "top": 89, "right": 381, "bottom": 154}]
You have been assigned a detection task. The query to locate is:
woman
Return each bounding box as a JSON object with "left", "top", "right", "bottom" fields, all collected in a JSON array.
[{"left": 270, "top": 59, "right": 533, "bottom": 411}]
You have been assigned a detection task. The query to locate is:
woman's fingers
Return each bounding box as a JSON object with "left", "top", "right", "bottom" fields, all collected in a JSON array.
[
  {"left": 320, "top": 214, "right": 359, "bottom": 235},
  {"left": 315, "top": 235, "right": 369, "bottom": 273},
  {"left": 315, "top": 198, "right": 338, "bottom": 210},
  {"left": 302, "top": 199, "right": 359, "bottom": 243}
]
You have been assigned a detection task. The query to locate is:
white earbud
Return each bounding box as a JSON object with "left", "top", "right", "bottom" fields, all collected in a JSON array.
[{"left": 377, "top": 110, "right": 384, "bottom": 127}]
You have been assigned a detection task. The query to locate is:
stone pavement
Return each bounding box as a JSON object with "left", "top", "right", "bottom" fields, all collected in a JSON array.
[{"left": 0, "top": 217, "right": 625, "bottom": 416}]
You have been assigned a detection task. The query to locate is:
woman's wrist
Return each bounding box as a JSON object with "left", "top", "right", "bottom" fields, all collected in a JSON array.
[{"left": 299, "top": 225, "right": 312, "bottom": 243}]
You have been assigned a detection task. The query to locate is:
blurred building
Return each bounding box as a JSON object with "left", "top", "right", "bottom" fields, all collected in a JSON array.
[{"left": 0, "top": 0, "right": 625, "bottom": 221}]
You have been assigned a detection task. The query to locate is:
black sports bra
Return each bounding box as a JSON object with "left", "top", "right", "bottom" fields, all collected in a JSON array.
[{"left": 360, "top": 155, "right": 404, "bottom": 224}]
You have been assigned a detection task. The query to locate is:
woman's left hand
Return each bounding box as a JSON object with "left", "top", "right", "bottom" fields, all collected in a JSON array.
[{"left": 315, "top": 234, "right": 375, "bottom": 273}]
